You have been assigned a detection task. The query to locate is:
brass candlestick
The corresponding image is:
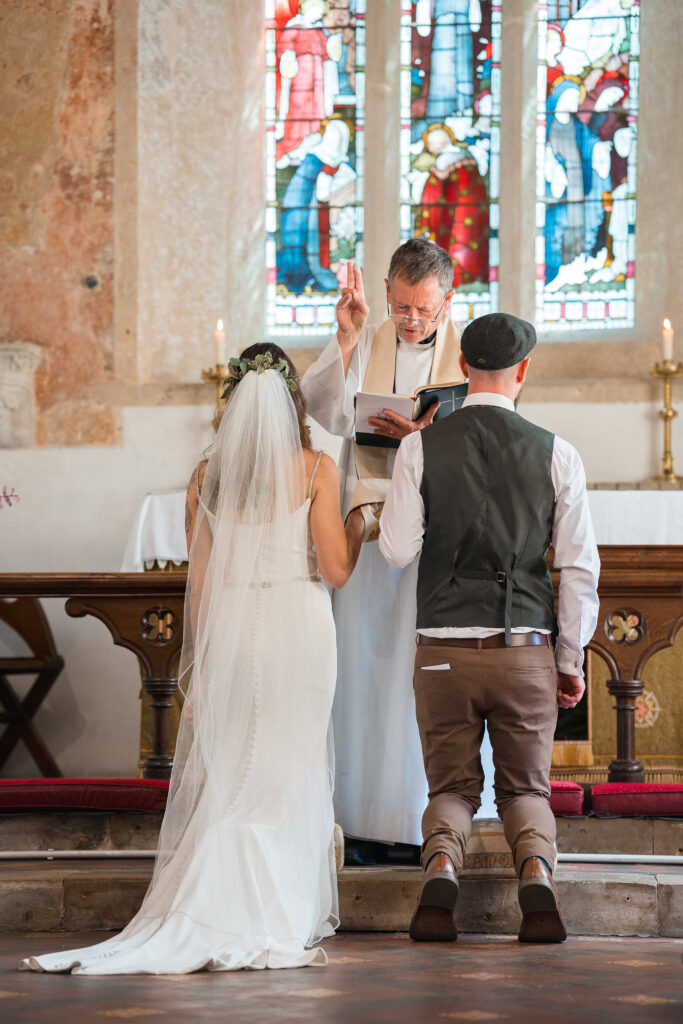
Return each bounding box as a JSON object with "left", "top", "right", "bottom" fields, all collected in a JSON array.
[
  {"left": 202, "top": 363, "right": 228, "bottom": 421},
  {"left": 650, "top": 360, "right": 683, "bottom": 483}
]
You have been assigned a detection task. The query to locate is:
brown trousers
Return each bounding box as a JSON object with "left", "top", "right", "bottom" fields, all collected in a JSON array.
[{"left": 413, "top": 639, "right": 559, "bottom": 875}]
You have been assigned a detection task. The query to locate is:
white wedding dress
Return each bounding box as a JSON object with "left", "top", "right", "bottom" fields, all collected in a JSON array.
[{"left": 20, "top": 370, "right": 338, "bottom": 974}]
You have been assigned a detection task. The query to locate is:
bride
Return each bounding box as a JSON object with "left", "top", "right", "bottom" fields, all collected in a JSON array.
[{"left": 21, "top": 344, "right": 363, "bottom": 974}]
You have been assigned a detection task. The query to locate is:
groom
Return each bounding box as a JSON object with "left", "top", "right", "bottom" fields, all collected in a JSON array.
[{"left": 379, "top": 312, "right": 600, "bottom": 942}]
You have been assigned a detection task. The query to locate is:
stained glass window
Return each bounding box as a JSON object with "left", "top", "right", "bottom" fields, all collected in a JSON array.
[
  {"left": 536, "top": 0, "right": 639, "bottom": 330},
  {"left": 399, "top": 1, "right": 502, "bottom": 326},
  {"left": 265, "top": 0, "right": 366, "bottom": 338}
]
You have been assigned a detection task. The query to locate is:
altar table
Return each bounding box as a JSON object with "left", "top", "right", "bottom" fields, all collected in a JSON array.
[
  {"left": 2, "top": 542, "right": 681, "bottom": 784},
  {"left": 587, "top": 488, "right": 683, "bottom": 545},
  {"left": 121, "top": 489, "right": 683, "bottom": 571},
  {"left": 121, "top": 492, "right": 188, "bottom": 571}
]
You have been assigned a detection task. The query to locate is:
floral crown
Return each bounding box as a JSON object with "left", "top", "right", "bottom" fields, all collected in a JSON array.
[{"left": 221, "top": 351, "right": 299, "bottom": 400}]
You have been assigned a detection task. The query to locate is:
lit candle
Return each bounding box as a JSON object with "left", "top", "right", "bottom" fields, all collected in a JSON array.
[
  {"left": 214, "top": 319, "right": 226, "bottom": 366},
  {"left": 662, "top": 319, "right": 674, "bottom": 363}
]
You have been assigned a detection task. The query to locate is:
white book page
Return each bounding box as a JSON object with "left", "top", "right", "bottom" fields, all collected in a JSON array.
[{"left": 355, "top": 392, "right": 414, "bottom": 435}]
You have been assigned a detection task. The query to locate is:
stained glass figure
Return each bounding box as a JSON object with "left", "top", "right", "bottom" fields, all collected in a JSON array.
[
  {"left": 400, "top": 1, "right": 502, "bottom": 325},
  {"left": 265, "top": 0, "right": 366, "bottom": 338},
  {"left": 536, "top": 0, "right": 639, "bottom": 329}
]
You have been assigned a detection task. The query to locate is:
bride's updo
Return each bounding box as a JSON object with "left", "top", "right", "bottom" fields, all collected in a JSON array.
[{"left": 224, "top": 343, "right": 311, "bottom": 450}]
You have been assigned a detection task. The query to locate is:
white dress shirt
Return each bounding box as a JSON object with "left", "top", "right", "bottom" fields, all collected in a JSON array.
[
  {"left": 394, "top": 335, "right": 435, "bottom": 394},
  {"left": 378, "top": 393, "right": 601, "bottom": 676}
]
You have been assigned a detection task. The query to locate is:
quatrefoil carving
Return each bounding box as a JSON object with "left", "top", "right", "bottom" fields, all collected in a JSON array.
[
  {"left": 141, "top": 608, "right": 176, "bottom": 643},
  {"left": 605, "top": 609, "right": 646, "bottom": 645}
]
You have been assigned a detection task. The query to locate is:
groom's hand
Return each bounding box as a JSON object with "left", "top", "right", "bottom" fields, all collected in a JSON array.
[
  {"left": 557, "top": 673, "right": 585, "bottom": 709},
  {"left": 368, "top": 403, "right": 440, "bottom": 441}
]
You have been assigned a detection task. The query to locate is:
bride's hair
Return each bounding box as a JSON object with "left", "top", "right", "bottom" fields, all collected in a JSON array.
[{"left": 229, "top": 343, "right": 312, "bottom": 450}]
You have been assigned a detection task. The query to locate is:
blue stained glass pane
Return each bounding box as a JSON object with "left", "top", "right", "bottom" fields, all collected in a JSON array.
[
  {"left": 265, "top": 1, "right": 365, "bottom": 339},
  {"left": 536, "top": 0, "right": 639, "bottom": 331},
  {"left": 400, "top": 0, "right": 503, "bottom": 326}
]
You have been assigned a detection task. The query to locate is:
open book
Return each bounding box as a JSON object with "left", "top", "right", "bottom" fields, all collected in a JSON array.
[{"left": 355, "top": 381, "right": 468, "bottom": 448}]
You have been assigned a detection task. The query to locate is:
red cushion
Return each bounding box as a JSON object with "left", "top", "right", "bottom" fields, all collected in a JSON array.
[
  {"left": 549, "top": 780, "right": 584, "bottom": 816},
  {"left": 0, "top": 778, "right": 169, "bottom": 812},
  {"left": 592, "top": 783, "right": 683, "bottom": 818}
]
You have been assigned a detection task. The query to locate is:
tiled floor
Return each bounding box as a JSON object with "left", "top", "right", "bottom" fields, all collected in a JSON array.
[{"left": 1, "top": 931, "right": 681, "bottom": 1024}]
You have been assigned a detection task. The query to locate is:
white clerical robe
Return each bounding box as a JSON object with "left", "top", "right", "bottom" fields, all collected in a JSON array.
[{"left": 302, "top": 326, "right": 496, "bottom": 844}]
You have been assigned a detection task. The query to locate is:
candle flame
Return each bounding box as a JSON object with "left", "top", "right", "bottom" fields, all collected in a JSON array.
[
  {"left": 663, "top": 319, "right": 671, "bottom": 330},
  {"left": 216, "top": 319, "right": 224, "bottom": 332}
]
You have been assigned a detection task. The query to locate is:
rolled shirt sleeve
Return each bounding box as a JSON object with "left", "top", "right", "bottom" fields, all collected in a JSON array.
[
  {"left": 378, "top": 431, "right": 426, "bottom": 569},
  {"left": 300, "top": 331, "right": 370, "bottom": 439},
  {"left": 551, "top": 437, "right": 601, "bottom": 676}
]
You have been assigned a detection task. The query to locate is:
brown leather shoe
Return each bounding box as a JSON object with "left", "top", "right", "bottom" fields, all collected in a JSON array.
[
  {"left": 409, "top": 853, "right": 459, "bottom": 942},
  {"left": 518, "top": 856, "right": 567, "bottom": 943}
]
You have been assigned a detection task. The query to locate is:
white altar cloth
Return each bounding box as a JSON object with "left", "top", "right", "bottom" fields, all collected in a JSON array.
[
  {"left": 122, "top": 489, "right": 683, "bottom": 572},
  {"left": 587, "top": 489, "right": 683, "bottom": 545},
  {"left": 121, "top": 491, "right": 188, "bottom": 572}
]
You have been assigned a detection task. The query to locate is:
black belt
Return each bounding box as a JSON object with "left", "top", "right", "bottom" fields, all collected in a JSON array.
[{"left": 417, "top": 632, "right": 550, "bottom": 650}]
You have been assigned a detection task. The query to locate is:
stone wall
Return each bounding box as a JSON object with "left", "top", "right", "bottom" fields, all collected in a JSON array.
[{"left": 0, "top": 0, "right": 117, "bottom": 447}]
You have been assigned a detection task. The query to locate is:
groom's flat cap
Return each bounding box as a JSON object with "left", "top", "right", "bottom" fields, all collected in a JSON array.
[{"left": 461, "top": 313, "right": 536, "bottom": 370}]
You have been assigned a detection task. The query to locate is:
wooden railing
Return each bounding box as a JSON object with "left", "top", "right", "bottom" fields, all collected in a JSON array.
[
  {"left": 1, "top": 547, "right": 681, "bottom": 782},
  {"left": 0, "top": 574, "right": 185, "bottom": 780},
  {"left": 560, "top": 546, "right": 683, "bottom": 783}
]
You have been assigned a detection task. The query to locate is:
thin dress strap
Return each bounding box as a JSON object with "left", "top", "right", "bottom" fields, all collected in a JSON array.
[
  {"left": 193, "top": 461, "right": 208, "bottom": 502},
  {"left": 307, "top": 450, "right": 323, "bottom": 500},
  {"left": 192, "top": 465, "right": 202, "bottom": 501}
]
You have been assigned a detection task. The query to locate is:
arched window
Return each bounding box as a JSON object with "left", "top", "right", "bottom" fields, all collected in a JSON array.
[
  {"left": 263, "top": 1, "right": 643, "bottom": 343},
  {"left": 536, "top": 0, "right": 639, "bottom": 329},
  {"left": 265, "top": 0, "right": 366, "bottom": 338},
  {"left": 399, "top": 0, "right": 502, "bottom": 325}
]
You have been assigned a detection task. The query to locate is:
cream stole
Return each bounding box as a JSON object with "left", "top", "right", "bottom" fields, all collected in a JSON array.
[{"left": 350, "top": 316, "right": 462, "bottom": 511}]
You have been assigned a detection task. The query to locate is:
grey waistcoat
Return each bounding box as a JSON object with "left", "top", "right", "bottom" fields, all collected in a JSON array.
[{"left": 417, "top": 405, "right": 556, "bottom": 642}]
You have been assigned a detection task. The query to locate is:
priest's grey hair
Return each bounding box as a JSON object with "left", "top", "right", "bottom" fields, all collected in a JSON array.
[{"left": 387, "top": 238, "right": 454, "bottom": 295}]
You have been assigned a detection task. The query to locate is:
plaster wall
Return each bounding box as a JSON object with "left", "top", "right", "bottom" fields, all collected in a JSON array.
[
  {"left": 0, "top": 0, "right": 117, "bottom": 446},
  {"left": 133, "top": 0, "right": 265, "bottom": 384}
]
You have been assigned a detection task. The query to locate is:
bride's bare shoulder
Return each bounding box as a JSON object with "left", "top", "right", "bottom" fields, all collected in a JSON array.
[{"left": 307, "top": 451, "right": 337, "bottom": 496}]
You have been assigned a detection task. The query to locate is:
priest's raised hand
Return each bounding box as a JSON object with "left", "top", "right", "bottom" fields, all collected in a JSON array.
[{"left": 337, "top": 260, "right": 369, "bottom": 374}]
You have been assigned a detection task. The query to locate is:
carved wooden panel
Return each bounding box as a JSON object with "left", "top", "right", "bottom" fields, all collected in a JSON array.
[{"left": 0, "top": 551, "right": 681, "bottom": 784}]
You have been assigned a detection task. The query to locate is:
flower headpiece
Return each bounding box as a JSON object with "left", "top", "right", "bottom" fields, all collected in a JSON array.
[{"left": 221, "top": 351, "right": 299, "bottom": 400}]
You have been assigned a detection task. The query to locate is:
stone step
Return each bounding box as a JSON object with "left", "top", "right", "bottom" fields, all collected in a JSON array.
[
  {"left": 340, "top": 863, "right": 683, "bottom": 939},
  {"left": 0, "top": 811, "right": 162, "bottom": 852},
  {"left": 0, "top": 859, "right": 680, "bottom": 938},
  {"left": 1, "top": 812, "right": 681, "bottom": 857}
]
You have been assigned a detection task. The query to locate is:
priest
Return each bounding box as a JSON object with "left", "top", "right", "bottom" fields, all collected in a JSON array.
[{"left": 301, "top": 238, "right": 464, "bottom": 844}]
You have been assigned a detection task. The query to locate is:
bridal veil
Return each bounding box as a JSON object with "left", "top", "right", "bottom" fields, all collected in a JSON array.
[{"left": 21, "top": 367, "right": 339, "bottom": 974}]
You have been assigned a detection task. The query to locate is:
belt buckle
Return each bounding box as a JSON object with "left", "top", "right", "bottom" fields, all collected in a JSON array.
[{"left": 496, "top": 572, "right": 506, "bottom": 584}]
